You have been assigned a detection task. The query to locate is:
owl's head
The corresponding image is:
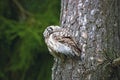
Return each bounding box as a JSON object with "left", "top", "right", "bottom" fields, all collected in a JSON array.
[{"left": 43, "top": 25, "right": 61, "bottom": 38}]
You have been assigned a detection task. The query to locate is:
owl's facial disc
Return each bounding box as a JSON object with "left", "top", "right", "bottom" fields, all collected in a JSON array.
[
  {"left": 43, "top": 26, "right": 61, "bottom": 38},
  {"left": 47, "top": 26, "right": 54, "bottom": 35},
  {"left": 43, "top": 26, "right": 54, "bottom": 38}
]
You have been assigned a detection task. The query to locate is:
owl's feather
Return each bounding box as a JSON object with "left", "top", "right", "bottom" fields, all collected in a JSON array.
[{"left": 43, "top": 26, "right": 81, "bottom": 59}]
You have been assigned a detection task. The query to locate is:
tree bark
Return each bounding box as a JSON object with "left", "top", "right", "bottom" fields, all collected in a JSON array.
[{"left": 52, "top": 0, "right": 120, "bottom": 80}]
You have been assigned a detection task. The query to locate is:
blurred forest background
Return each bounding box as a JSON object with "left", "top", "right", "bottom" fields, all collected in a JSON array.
[{"left": 0, "top": 0, "right": 60, "bottom": 80}]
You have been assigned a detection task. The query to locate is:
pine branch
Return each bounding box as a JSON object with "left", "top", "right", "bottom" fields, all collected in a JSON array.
[{"left": 12, "top": 0, "right": 32, "bottom": 20}]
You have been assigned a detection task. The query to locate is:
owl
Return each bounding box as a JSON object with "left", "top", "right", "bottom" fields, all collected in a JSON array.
[{"left": 43, "top": 25, "right": 81, "bottom": 60}]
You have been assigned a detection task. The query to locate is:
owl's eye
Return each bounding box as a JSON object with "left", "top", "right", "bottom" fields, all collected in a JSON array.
[{"left": 47, "top": 27, "right": 53, "bottom": 34}]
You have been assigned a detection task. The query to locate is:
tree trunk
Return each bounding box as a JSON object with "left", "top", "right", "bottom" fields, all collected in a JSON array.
[{"left": 52, "top": 0, "right": 120, "bottom": 80}]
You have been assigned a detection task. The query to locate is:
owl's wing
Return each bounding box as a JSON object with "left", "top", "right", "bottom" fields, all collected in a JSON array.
[{"left": 55, "top": 36, "right": 81, "bottom": 56}]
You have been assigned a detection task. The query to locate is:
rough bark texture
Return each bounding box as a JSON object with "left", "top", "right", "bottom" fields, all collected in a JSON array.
[{"left": 52, "top": 0, "right": 120, "bottom": 80}]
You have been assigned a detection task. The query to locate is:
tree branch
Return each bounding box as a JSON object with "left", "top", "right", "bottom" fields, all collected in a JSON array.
[{"left": 12, "top": 0, "right": 32, "bottom": 20}]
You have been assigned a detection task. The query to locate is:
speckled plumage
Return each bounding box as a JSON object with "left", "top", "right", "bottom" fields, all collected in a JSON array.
[{"left": 43, "top": 26, "right": 81, "bottom": 60}]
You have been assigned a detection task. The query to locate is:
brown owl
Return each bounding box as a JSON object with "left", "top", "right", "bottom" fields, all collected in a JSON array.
[{"left": 43, "top": 26, "right": 81, "bottom": 60}]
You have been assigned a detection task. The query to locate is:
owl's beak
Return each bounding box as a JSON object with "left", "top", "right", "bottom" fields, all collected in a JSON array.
[{"left": 48, "top": 32, "right": 53, "bottom": 36}]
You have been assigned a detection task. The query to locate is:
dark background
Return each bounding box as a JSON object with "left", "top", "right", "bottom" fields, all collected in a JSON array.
[{"left": 0, "top": 0, "right": 60, "bottom": 80}]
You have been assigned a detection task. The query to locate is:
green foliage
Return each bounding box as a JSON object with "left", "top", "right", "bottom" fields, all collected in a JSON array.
[
  {"left": 22, "top": 0, "right": 60, "bottom": 26},
  {"left": 0, "top": 0, "right": 60, "bottom": 80}
]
